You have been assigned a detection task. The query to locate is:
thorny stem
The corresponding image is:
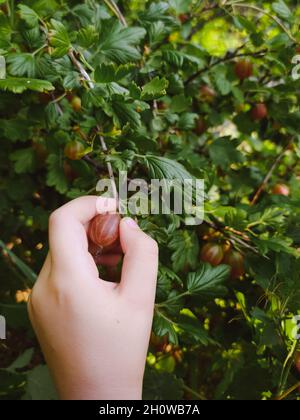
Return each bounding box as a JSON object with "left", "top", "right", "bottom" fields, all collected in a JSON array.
[
  {"left": 250, "top": 141, "right": 293, "bottom": 206},
  {"left": 185, "top": 48, "right": 268, "bottom": 85},
  {"left": 68, "top": 50, "right": 119, "bottom": 200},
  {"left": 103, "top": 0, "right": 127, "bottom": 27}
]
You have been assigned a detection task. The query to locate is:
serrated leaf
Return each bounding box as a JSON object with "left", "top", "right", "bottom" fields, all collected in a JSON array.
[
  {"left": 187, "top": 264, "right": 230, "bottom": 296},
  {"left": 110, "top": 100, "right": 141, "bottom": 128},
  {"left": 7, "top": 53, "right": 36, "bottom": 78},
  {"left": 18, "top": 4, "right": 39, "bottom": 28},
  {"left": 272, "top": 0, "right": 292, "bottom": 20},
  {"left": 46, "top": 154, "right": 68, "bottom": 194},
  {"left": 95, "top": 63, "right": 135, "bottom": 83},
  {"left": 98, "top": 19, "right": 146, "bottom": 63},
  {"left": 49, "top": 19, "right": 71, "bottom": 58},
  {"left": 153, "top": 311, "right": 178, "bottom": 345},
  {"left": 77, "top": 25, "right": 98, "bottom": 48},
  {"left": 169, "top": 231, "right": 199, "bottom": 272},
  {"left": 0, "top": 77, "right": 54, "bottom": 93},
  {"left": 142, "top": 155, "right": 193, "bottom": 181},
  {"left": 141, "top": 76, "right": 169, "bottom": 100},
  {"left": 10, "top": 148, "right": 36, "bottom": 174}
]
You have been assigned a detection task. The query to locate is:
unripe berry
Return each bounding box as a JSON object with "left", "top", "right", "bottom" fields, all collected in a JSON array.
[
  {"left": 64, "top": 141, "right": 85, "bottom": 160},
  {"left": 71, "top": 96, "right": 82, "bottom": 112}
]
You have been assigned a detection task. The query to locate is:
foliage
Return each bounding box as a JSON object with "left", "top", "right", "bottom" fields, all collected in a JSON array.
[{"left": 0, "top": 0, "right": 300, "bottom": 401}]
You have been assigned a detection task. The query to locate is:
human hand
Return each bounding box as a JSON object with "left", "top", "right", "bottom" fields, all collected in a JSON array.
[{"left": 28, "top": 196, "right": 158, "bottom": 400}]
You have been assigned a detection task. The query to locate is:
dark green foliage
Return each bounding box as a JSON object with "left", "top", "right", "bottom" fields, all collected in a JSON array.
[{"left": 0, "top": 0, "right": 300, "bottom": 400}]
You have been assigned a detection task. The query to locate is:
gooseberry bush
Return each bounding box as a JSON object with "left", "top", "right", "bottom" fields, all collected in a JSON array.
[{"left": 1, "top": 0, "right": 300, "bottom": 400}]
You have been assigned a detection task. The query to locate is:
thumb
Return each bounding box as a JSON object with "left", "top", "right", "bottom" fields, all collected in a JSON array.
[{"left": 119, "top": 218, "right": 158, "bottom": 304}]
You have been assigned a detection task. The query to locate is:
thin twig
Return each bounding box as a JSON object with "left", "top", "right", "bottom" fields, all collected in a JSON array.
[
  {"left": 229, "top": 3, "right": 296, "bottom": 43},
  {"left": 183, "top": 384, "right": 207, "bottom": 401},
  {"left": 68, "top": 50, "right": 118, "bottom": 200},
  {"left": 185, "top": 48, "right": 268, "bottom": 85},
  {"left": 275, "top": 381, "right": 300, "bottom": 400},
  {"left": 250, "top": 142, "right": 292, "bottom": 206},
  {"left": 103, "top": 0, "right": 127, "bottom": 27}
]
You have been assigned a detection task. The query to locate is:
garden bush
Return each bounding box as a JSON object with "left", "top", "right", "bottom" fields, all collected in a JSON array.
[{"left": 0, "top": 0, "right": 300, "bottom": 400}]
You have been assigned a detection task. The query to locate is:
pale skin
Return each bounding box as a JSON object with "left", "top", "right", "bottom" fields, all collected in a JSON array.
[{"left": 28, "top": 196, "right": 159, "bottom": 400}]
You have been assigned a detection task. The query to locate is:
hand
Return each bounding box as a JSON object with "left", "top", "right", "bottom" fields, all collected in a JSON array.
[{"left": 28, "top": 196, "right": 159, "bottom": 400}]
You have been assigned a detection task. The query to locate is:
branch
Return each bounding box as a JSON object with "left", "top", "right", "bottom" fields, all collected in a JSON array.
[
  {"left": 184, "top": 48, "right": 268, "bottom": 85},
  {"left": 68, "top": 50, "right": 118, "bottom": 200},
  {"left": 250, "top": 141, "right": 292, "bottom": 206},
  {"left": 229, "top": 3, "right": 296, "bottom": 43},
  {"left": 103, "top": 0, "right": 127, "bottom": 27}
]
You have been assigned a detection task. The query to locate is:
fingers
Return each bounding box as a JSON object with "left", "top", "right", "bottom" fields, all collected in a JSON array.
[
  {"left": 49, "top": 196, "right": 117, "bottom": 274},
  {"left": 119, "top": 218, "right": 158, "bottom": 304}
]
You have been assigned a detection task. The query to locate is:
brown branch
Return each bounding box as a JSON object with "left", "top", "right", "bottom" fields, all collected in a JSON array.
[
  {"left": 250, "top": 142, "right": 292, "bottom": 206},
  {"left": 68, "top": 50, "right": 118, "bottom": 200},
  {"left": 104, "top": 0, "right": 127, "bottom": 27},
  {"left": 275, "top": 381, "right": 300, "bottom": 400},
  {"left": 184, "top": 48, "right": 268, "bottom": 85}
]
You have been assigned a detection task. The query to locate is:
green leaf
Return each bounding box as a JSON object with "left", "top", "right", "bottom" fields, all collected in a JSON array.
[
  {"left": 168, "top": 0, "right": 192, "bottom": 13},
  {"left": 46, "top": 154, "right": 68, "bottom": 194},
  {"left": 110, "top": 100, "right": 141, "bottom": 129},
  {"left": 170, "top": 94, "right": 191, "bottom": 113},
  {"left": 77, "top": 25, "right": 98, "bottom": 48},
  {"left": 0, "top": 77, "right": 54, "bottom": 93},
  {"left": 272, "top": 1, "right": 292, "bottom": 20},
  {"left": 24, "top": 365, "right": 58, "bottom": 400},
  {"left": 169, "top": 231, "right": 199, "bottom": 272},
  {"left": 153, "top": 311, "right": 178, "bottom": 345},
  {"left": 49, "top": 19, "right": 71, "bottom": 58},
  {"left": 10, "top": 148, "right": 36, "bottom": 174},
  {"left": 141, "top": 76, "right": 169, "bottom": 100},
  {"left": 8, "top": 349, "right": 34, "bottom": 372},
  {"left": 95, "top": 63, "right": 135, "bottom": 83},
  {"left": 177, "top": 313, "right": 216, "bottom": 346},
  {"left": 7, "top": 53, "right": 36, "bottom": 77},
  {"left": 0, "top": 240, "right": 37, "bottom": 286},
  {"left": 18, "top": 4, "right": 39, "bottom": 27},
  {"left": 187, "top": 264, "right": 230, "bottom": 296},
  {"left": 209, "top": 138, "right": 244, "bottom": 169},
  {"left": 98, "top": 19, "right": 146, "bottom": 63},
  {"left": 143, "top": 155, "right": 193, "bottom": 181}
]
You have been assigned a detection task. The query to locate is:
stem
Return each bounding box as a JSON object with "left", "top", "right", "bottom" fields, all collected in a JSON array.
[
  {"left": 68, "top": 50, "right": 118, "bottom": 200},
  {"left": 183, "top": 384, "right": 207, "bottom": 401},
  {"left": 250, "top": 141, "right": 292, "bottom": 206},
  {"left": 156, "top": 291, "right": 190, "bottom": 308},
  {"left": 103, "top": 0, "right": 127, "bottom": 26},
  {"left": 229, "top": 3, "right": 296, "bottom": 43},
  {"left": 32, "top": 44, "right": 48, "bottom": 56},
  {"left": 276, "top": 381, "right": 300, "bottom": 400},
  {"left": 185, "top": 48, "right": 268, "bottom": 85},
  {"left": 278, "top": 340, "right": 298, "bottom": 395}
]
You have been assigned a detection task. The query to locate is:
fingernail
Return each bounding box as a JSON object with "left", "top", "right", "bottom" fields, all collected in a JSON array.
[{"left": 124, "top": 217, "right": 139, "bottom": 229}]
